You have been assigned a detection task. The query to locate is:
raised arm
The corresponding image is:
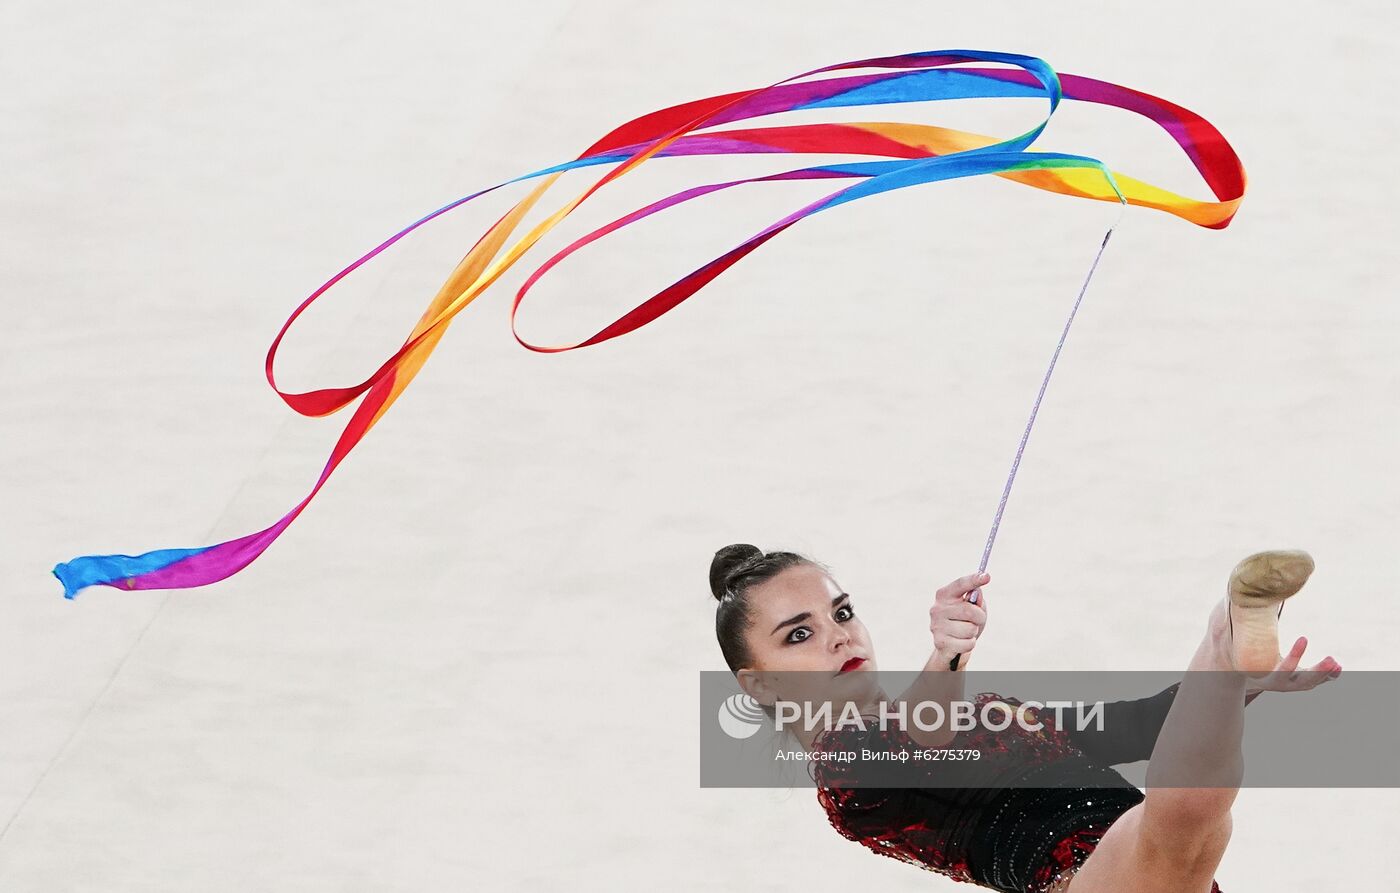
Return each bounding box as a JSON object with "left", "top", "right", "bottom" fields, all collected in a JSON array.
[{"left": 895, "top": 571, "right": 990, "bottom": 749}]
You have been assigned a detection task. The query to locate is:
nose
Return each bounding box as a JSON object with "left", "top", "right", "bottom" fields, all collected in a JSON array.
[{"left": 830, "top": 623, "right": 853, "bottom": 651}]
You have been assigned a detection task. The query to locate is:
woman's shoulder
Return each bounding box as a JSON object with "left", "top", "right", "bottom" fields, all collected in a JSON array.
[
  {"left": 807, "top": 716, "right": 916, "bottom": 783},
  {"left": 811, "top": 714, "right": 917, "bottom": 753}
]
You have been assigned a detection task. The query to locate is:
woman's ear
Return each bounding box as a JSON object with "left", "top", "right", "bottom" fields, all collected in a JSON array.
[{"left": 736, "top": 668, "right": 777, "bottom": 706}]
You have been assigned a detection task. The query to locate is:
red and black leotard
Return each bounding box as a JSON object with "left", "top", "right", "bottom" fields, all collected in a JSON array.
[{"left": 811, "top": 685, "right": 1229, "bottom": 893}]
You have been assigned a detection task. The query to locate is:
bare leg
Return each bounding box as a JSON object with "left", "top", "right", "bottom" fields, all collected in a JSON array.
[
  {"left": 1059, "top": 602, "right": 1240, "bottom": 893},
  {"left": 1059, "top": 551, "right": 1315, "bottom": 893}
]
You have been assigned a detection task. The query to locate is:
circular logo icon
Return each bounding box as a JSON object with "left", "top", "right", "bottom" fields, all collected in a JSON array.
[{"left": 718, "top": 692, "right": 767, "bottom": 739}]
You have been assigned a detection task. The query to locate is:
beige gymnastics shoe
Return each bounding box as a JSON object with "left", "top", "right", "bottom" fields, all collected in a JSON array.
[{"left": 1227, "top": 550, "right": 1315, "bottom": 676}]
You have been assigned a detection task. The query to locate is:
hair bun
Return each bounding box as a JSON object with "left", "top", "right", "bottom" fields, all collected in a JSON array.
[{"left": 710, "top": 543, "right": 763, "bottom": 600}]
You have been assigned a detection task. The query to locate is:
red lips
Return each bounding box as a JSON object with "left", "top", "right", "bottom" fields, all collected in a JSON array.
[{"left": 839, "top": 657, "right": 866, "bottom": 673}]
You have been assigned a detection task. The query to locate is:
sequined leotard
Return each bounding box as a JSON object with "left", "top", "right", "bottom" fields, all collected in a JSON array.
[{"left": 811, "top": 685, "right": 1233, "bottom": 893}]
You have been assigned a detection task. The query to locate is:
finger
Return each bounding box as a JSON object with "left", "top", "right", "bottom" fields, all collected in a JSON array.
[
  {"left": 1276, "top": 636, "right": 1308, "bottom": 676},
  {"left": 944, "top": 602, "right": 988, "bottom": 626},
  {"left": 1303, "top": 656, "right": 1340, "bottom": 675},
  {"left": 939, "top": 572, "right": 990, "bottom": 601},
  {"left": 940, "top": 619, "right": 980, "bottom": 639},
  {"left": 1297, "top": 657, "right": 1342, "bottom": 689},
  {"left": 936, "top": 626, "right": 981, "bottom": 644},
  {"left": 937, "top": 573, "right": 980, "bottom": 600}
]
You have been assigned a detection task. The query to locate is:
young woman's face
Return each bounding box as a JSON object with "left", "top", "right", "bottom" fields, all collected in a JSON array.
[{"left": 735, "top": 563, "right": 879, "bottom": 710}]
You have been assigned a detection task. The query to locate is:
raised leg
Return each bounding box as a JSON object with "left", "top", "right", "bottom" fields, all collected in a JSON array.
[{"left": 1056, "top": 550, "right": 1315, "bottom": 893}]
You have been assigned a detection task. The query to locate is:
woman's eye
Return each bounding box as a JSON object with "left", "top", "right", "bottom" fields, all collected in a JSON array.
[
  {"left": 836, "top": 605, "right": 854, "bottom": 621},
  {"left": 787, "top": 627, "right": 812, "bottom": 644}
]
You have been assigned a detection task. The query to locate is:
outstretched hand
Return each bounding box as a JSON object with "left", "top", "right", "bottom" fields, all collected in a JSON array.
[
  {"left": 931, "top": 571, "right": 990, "bottom": 668},
  {"left": 1245, "top": 635, "right": 1343, "bottom": 695}
]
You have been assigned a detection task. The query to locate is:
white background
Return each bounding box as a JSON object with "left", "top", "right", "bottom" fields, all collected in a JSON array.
[{"left": 2, "top": 1, "right": 1394, "bottom": 890}]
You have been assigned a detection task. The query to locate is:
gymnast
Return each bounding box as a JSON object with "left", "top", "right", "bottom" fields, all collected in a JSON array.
[{"left": 709, "top": 545, "right": 1341, "bottom": 893}]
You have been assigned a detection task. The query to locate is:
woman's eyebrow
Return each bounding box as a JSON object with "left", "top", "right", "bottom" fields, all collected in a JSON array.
[
  {"left": 771, "top": 612, "right": 810, "bottom": 636},
  {"left": 771, "top": 593, "right": 850, "bottom": 636}
]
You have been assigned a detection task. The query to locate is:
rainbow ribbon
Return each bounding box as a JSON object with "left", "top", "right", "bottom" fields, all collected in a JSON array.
[{"left": 54, "top": 49, "right": 1245, "bottom": 599}]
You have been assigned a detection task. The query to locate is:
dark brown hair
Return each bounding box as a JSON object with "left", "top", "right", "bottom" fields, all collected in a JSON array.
[{"left": 709, "top": 543, "right": 822, "bottom": 673}]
